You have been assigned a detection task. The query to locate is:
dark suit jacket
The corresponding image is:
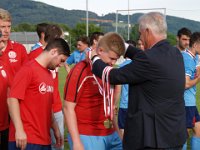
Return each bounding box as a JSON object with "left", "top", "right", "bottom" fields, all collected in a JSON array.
[{"left": 92, "top": 40, "right": 187, "bottom": 149}]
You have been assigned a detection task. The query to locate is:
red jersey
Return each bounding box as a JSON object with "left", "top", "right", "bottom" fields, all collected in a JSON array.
[
  {"left": 64, "top": 61, "right": 114, "bottom": 136},
  {"left": 9, "top": 60, "right": 54, "bottom": 145},
  {"left": 51, "top": 69, "right": 62, "bottom": 113},
  {"left": 28, "top": 46, "right": 43, "bottom": 60},
  {"left": 0, "top": 61, "right": 12, "bottom": 131},
  {"left": 0, "top": 40, "right": 28, "bottom": 75},
  {"left": 29, "top": 47, "right": 62, "bottom": 113}
]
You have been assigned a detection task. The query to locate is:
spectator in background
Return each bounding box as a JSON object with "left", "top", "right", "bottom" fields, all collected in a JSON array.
[
  {"left": 176, "top": 27, "right": 192, "bottom": 51},
  {"left": 126, "top": 39, "right": 136, "bottom": 47},
  {"left": 0, "top": 8, "right": 28, "bottom": 75},
  {"left": 91, "top": 12, "right": 187, "bottom": 150},
  {"left": 7, "top": 38, "right": 70, "bottom": 150},
  {"left": 136, "top": 39, "right": 145, "bottom": 50},
  {"left": 182, "top": 32, "right": 200, "bottom": 150},
  {"left": 31, "top": 22, "right": 49, "bottom": 51},
  {"left": 89, "top": 31, "right": 104, "bottom": 50},
  {"left": 65, "top": 36, "right": 90, "bottom": 73},
  {"left": 29, "top": 24, "right": 63, "bottom": 59},
  {"left": 115, "top": 39, "right": 144, "bottom": 139}
]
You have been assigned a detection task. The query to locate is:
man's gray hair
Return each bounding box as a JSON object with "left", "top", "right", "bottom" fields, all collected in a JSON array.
[{"left": 138, "top": 12, "right": 167, "bottom": 38}]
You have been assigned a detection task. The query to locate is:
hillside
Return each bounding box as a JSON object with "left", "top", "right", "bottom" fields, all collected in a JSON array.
[{"left": 1, "top": 0, "right": 200, "bottom": 34}]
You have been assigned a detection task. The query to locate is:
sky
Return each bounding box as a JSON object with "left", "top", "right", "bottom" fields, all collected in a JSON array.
[{"left": 34, "top": 0, "right": 200, "bottom": 22}]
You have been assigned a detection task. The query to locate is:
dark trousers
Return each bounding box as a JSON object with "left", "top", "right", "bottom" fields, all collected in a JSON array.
[
  {"left": 9, "top": 142, "right": 51, "bottom": 150},
  {"left": 0, "top": 128, "right": 9, "bottom": 150}
]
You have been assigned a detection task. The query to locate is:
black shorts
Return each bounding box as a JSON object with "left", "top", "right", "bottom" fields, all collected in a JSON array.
[
  {"left": 185, "top": 106, "right": 200, "bottom": 128},
  {"left": 118, "top": 108, "right": 128, "bottom": 129}
]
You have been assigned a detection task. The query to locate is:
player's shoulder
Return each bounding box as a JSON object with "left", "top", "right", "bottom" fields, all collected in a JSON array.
[
  {"left": 10, "top": 40, "right": 24, "bottom": 47},
  {"left": 182, "top": 51, "right": 193, "bottom": 60},
  {"left": 75, "top": 60, "right": 88, "bottom": 67},
  {"left": 21, "top": 60, "right": 34, "bottom": 69},
  {"left": 69, "top": 60, "right": 89, "bottom": 77},
  {"left": 9, "top": 40, "right": 26, "bottom": 51}
]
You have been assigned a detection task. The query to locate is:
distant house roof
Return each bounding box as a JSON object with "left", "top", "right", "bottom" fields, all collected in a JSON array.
[{"left": 10, "top": 32, "right": 38, "bottom": 44}]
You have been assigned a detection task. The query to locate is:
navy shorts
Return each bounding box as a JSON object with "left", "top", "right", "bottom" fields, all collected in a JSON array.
[
  {"left": 118, "top": 108, "right": 128, "bottom": 129},
  {"left": 9, "top": 142, "right": 51, "bottom": 150},
  {"left": 185, "top": 106, "right": 200, "bottom": 128}
]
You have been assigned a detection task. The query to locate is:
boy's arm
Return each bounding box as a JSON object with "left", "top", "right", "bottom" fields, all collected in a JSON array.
[{"left": 63, "top": 101, "right": 84, "bottom": 150}]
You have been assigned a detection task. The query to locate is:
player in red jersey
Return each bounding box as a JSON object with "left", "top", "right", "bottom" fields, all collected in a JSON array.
[
  {"left": 63, "top": 32, "right": 125, "bottom": 150},
  {"left": 7, "top": 38, "right": 70, "bottom": 150},
  {"left": 0, "top": 30, "right": 13, "bottom": 150},
  {"left": 0, "top": 8, "right": 28, "bottom": 75},
  {"left": 29, "top": 24, "right": 66, "bottom": 150}
]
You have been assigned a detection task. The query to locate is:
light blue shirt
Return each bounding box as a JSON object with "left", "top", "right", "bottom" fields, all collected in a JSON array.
[
  {"left": 66, "top": 48, "right": 90, "bottom": 65},
  {"left": 119, "top": 59, "right": 132, "bottom": 109},
  {"left": 182, "top": 50, "right": 199, "bottom": 106}
]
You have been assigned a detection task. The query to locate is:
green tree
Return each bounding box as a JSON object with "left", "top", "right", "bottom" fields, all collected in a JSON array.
[
  {"left": 167, "top": 32, "right": 176, "bottom": 46},
  {"left": 70, "top": 23, "right": 102, "bottom": 51},
  {"left": 12, "top": 23, "right": 36, "bottom": 32},
  {"left": 130, "top": 24, "right": 139, "bottom": 41},
  {"left": 72, "top": 23, "right": 102, "bottom": 38}
]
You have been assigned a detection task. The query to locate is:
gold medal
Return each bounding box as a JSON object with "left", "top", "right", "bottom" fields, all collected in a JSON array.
[{"left": 103, "top": 119, "right": 113, "bottom": 129}]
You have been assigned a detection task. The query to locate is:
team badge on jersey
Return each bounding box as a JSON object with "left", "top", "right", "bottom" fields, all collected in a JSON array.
[
  {"left": 8, "top": 51, "right": 18, "bottom": 63},
  {"left": 8, "top": 51, "right": 16, "bottom": 59}
]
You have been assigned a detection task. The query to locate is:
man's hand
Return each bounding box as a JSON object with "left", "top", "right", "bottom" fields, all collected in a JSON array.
[
  {"left": 53, "top": 127, "right": 64, "bottom": 148},
  {"left": 15, "top": 129, "right": 27, "bottom": 150},
  {"left": 64, "top": 63, "right": 71, "bottom": 73},
  {"left": 51, "top": 113, "right": 63, "bottom": 148},
  {"left": 196, "top": 66, "right": 200, "bottom": 77}
]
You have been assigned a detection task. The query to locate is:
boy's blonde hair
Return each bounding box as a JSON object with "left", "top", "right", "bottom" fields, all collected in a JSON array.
[
  {"left": 97, "top": 32, "right": 125, "bottom": 56},
  {"left": 0, "top": 8, "right": 12, "bottom": 22}
]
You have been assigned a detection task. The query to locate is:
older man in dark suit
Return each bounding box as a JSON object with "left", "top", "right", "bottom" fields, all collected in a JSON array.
[{"left": 91, "top": 12, "right": 187, "bottom": 150}]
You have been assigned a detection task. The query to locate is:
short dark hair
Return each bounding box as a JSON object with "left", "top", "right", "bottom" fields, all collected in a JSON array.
[
  {"left": 44, "top": 24, "right": 63, "bottom": 43},
  {"left": 89, "top": 32, "right": 104, "bottom": 46},
  {"left": 177, "top": 27, "right": 192, "bottom": 38},
  {"left": 44, "top": 38, "right": 70, "bottom": 56},
  {"left": 126, "top": 40, "right": 136, "bottom": 47},
  {"left": 77, "top": 36, "right": 90, "bottom": 46},
  {"left": 36, "top": 23, "right": 49, "bottom": 39},
  {"left": 189, "top": 32, "right": 200, "bottom": 47}
]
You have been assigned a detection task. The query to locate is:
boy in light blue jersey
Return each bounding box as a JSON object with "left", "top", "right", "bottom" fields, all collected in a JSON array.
[
  {"left": 65, "top": 36, "right": 90, "bottom": 72},
  {"left": 182, "top": 32, "right": 200, "bottom": 150},
  {"left": 115, "top": 40, "right": 139, "bottom": 139},
  {"left": 66, "top": 48, "right": 89, "bottom": 65},
  {"left": 31, "top": 23, "right": 49, "bottom": 51},
  {"left": 115, "top": 58, "right": 132, "bottom": 138}
]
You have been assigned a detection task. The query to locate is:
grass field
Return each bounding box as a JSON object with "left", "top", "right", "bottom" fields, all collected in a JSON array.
[
  {"left": 58, "top": 67, "right": 70, "bottom": 150},
  {"left": 58, "top": 66, "right": 200, "bottom": 150}
]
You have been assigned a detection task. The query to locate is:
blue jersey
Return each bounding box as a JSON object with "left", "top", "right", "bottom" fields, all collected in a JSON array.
[
  {"left": 66, "top": 48, "right": 90, "bottom": 65},
  {"left": 119, "top": 59, "right": 132, "bottom": 109},
  {"left": 182, "top": 50, "right": 199, "bottom": 106}
]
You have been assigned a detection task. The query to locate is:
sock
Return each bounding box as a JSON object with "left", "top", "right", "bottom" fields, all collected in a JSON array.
[{"left": 191, "top": 136, "right": 200, "bottom": 150}]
